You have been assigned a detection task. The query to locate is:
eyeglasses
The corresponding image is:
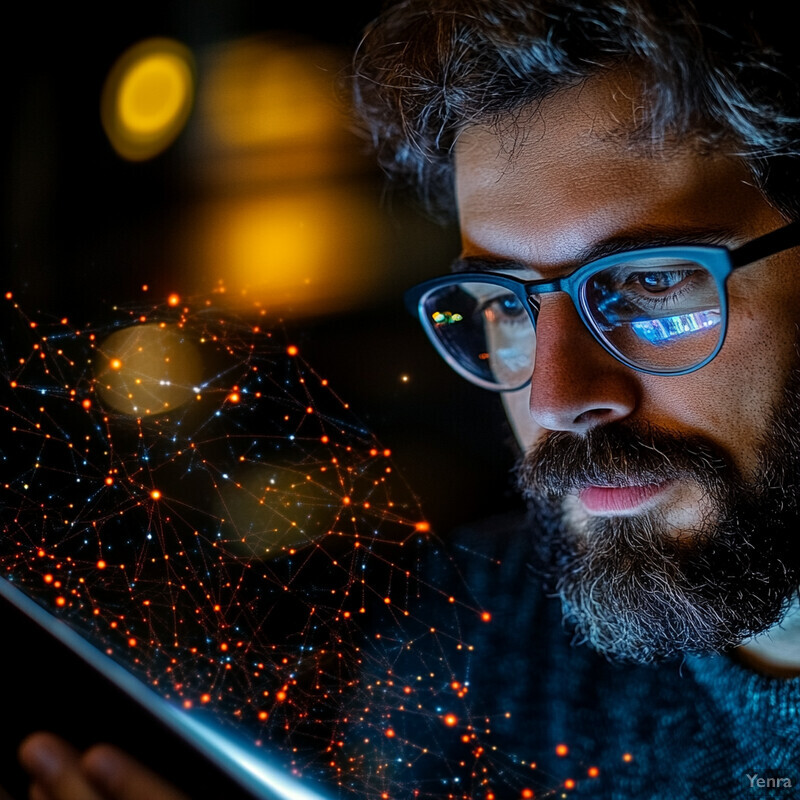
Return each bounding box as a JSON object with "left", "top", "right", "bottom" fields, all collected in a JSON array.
[{"left": 405, "top": 221, "right": 800, "bottom": 391}]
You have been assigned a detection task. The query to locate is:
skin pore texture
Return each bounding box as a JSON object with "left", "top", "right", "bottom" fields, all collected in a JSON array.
[{"left": 453, "top": 70, "right": 800, "bottom": 673}]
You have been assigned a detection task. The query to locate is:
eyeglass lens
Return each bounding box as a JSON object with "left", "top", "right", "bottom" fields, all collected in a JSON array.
[{"left": 420, "top": 258, "right": 723, "bottom": 389}]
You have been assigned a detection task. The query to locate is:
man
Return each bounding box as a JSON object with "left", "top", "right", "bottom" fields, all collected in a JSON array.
[{"left": 19, "top": 1, "right": 800, "bottom": 797}]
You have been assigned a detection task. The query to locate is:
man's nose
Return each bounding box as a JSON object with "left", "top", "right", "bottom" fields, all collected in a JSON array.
[{"left": 528, "top": 294, "right": 639, "bottom": 433}]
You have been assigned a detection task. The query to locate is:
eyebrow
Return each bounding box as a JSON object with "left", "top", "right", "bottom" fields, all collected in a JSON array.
[{"left": 450, "top": 224, "right": 738, "bottom": 275}]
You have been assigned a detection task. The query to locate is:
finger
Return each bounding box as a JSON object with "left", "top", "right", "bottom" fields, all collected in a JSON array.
[
  {"left": 28, "top": 781, "right": 54, "bottom": 800},
  {"left": 18, "top": 733, "right": 106, "bottom": 800},
  {"left": 81, "top": 743, "right": 191, "bottom": 800}
]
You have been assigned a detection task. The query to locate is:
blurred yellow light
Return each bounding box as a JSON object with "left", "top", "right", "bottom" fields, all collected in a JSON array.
[
  {"left": 118, "top": 54, "right": 188, "bottom": 134},
  {"left": 94, "top": 324, "right": 203, "bottom": 416},
  {"left": 215, "top": 467, "right": 331, "bottom": 558},
  {"left": 183, "top": 187, "right": 382, "bottom": 316},
  {"left": 199, "top": 37, "right": 345, "bottom": 149},
  {"left": 102, "top": 38, "right": 195, "bottom": 161}
]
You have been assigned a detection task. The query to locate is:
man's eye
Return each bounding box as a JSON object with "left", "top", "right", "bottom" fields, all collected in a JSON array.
[
  {"left": 634, "top": 270, "right": 694, "bottom": 293},
  {"left": 488, "top": 295, "right": 525, "bottom": 318}
]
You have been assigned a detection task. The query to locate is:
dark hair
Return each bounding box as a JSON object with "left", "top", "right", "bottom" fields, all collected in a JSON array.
[{"left": 352, "top": 0, "right": 800, "bottom": 220}]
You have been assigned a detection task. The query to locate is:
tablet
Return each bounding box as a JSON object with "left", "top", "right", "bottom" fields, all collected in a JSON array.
[{"left": 0, "top": 573, "right": 327, "bottom": 800}]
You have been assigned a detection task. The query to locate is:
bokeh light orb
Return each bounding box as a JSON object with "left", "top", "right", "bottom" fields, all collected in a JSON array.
[
  {"left": 101, "top": 38, "right": 195, "bottom": 161},
  {"left": 94, "top": 323, "right": 203, "bottom": 416}
]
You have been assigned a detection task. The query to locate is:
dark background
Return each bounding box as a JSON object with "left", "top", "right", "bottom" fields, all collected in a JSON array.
[
  {"left": 5, "top": 1, "right": 521, "bottom": 533},
  {"left": 3, "top": 4, "right": 522, "bottom": 797}
]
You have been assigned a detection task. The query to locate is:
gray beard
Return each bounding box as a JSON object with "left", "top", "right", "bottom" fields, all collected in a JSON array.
[{"left": 516, "top": 367, "right": 800, "bottom": 664}]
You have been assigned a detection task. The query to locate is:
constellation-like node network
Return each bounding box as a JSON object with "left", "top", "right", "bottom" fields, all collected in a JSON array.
[{"left": 0, "top": 289, "right": 627, "bottom": 799}]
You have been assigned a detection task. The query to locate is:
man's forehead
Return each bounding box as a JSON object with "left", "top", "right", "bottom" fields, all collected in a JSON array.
[
  {"left": 452, "top": 72, "right": 764, "bottom": 268},
  {"left": 454, "top": 70, "right": 648, "bottom": 163}
]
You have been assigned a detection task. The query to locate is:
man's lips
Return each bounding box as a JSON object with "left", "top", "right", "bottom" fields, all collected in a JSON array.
[{"left": 578, "top": 482, "right": 672, "bottom": 514}]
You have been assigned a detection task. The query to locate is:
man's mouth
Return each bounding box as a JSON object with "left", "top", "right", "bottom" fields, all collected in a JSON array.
[{"left": 578, "top": 481, "right": 673, "bottom": 515}]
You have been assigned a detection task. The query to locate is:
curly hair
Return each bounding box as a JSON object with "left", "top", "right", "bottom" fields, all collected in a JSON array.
[{"left": 352, "top": 0, "right": 800, "bottom": 220}]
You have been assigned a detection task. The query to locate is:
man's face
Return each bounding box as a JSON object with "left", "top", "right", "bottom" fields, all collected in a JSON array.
[{"left": 453, "top": 72, "right": 800, "bottom": 662}]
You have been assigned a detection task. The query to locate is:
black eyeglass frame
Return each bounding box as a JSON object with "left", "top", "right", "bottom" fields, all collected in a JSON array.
[{"left": 404, "top": 221, "right": 800, "bottom": 391}]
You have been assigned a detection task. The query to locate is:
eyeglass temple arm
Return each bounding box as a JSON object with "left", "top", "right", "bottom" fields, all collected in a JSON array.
[{"left": 730, "top": 220, "right": 800, "bottom": 268}]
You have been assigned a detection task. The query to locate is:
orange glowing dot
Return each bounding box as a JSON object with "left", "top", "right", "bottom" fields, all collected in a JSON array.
[
  {"left": 587, "top": 767, "right": 599, "bottom": 778},
  {"left": 342, "top": 496, "right": 351, "bottom": 505},
  {"left": 109, "top": 358, "right": 123, "bottom": 370},
  {"left": 227, "top": 392, "right": 240, "bottom": 403},
  {"left": 128, "top": 638, "right": 137, "bottom": 647},
  {"left": 443, "top": 714, "right": 458, "bottom": 727},
  {"left": 9, "top": 381, "right": 17, "bottom": 388},
  {"left": 141, "top": 284, "right": 149, "bottom": 291},
  {"left": 167, "top": 293, "right": 180, "bottom": 306},
  {"left": 150, "top": 489, "right": 162, "bottom": 500},
  {"left": 305, "top": 406, "right": 313, "bottom": 414},
  {"left": 287, "top": 345, "right": 299, "bottom": 356},
  {"left": 97, "top": 560, "right": 107, "bottom": 570},
  {"left": 622, "top": 753, "right": 633, "bottom": 763},
  {"left": 55, "top": 597, "right": 66, "bottom": 607},
  {"left": 105, "top": 476, "right": 114, "bottom": 485},
  {"left": 481, "top": 611, "right": 492, "bottom": 622},
  {"left": 385, "top": 729, "right": 396, "bottom": 738},
  {"left": 383, "top": 597, "right": 391, "bottom": 604},
  {"left": 276, "top": 691, "right": 287, "bottom": 701},
  {"left": 82, "top": 399, "right": 92, "bottom": 409},
  {"left": 258, "top": 711, "right": 269, "bottom": 720},
  {"left": 220, "top": 643, "right": 229, "bottom": 651},
  {"left": 43, "top": 574, "right": 53, "bottom": 584},
  {"left": 383, "top": 449, "right": 391, "bottom": 457},
  {"left": 414, "top": 521, "right": 430, "bottom": 532},
  {"left": 564, "top": 779, "right": 575, "bottom": 790},
  {"left": 4, "top": 292, "right": 12, "bottom": 300},
  {"left": 200, "top": 694, "right": 211, "bottom": 703},
  {"left": 555, "top": 744, "right": 569, "bottom": 757},
  {"left": 521, "top": 789, "right": 534, "bottom": 799}
]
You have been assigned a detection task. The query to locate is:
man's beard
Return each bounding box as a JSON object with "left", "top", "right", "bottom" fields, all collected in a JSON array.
[{"left": 517, "top": 367, "right": 800, "bottom": 665}]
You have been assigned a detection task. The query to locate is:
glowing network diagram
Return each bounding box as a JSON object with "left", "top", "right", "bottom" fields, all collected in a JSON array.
[{"left": 0, "top": 290, "right": 628, "bottom": 799}]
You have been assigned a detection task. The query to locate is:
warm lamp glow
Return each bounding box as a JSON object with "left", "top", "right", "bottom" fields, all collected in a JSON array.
[
  {"left": 200, "top": 37, "right": 345, "bottom": 149},
  {"left": 185, "top": 188, "right": 381, "bottom": 316},
  {"left": 102, "top": 38, "right": 195, "bottom": 161},
  {"left": 173, "top": 34, "right": 391, "bottom": 317}
]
